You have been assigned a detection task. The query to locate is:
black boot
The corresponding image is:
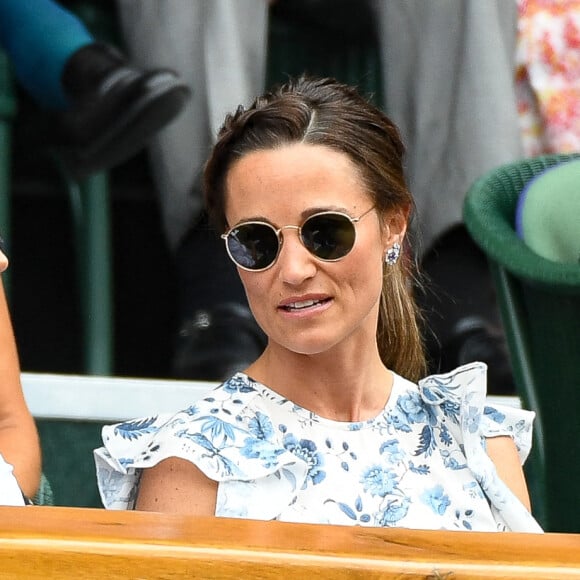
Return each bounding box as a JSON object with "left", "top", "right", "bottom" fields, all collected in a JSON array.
[
  {"left": 172, "top": 302, "right": 267, "bottom": 382},
  {"left": 441, "top": 316, "right": 515, "bottom": 395},
  {"left": 53, "top": 42, "right": 191, "bottom": 178},
  {"left": 417, "top": 225, "right": 516, "bottom": 395}
]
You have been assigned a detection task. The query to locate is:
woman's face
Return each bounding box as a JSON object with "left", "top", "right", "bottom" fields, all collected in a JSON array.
[{"left": 224, "top": 142, "right": 405, "bottom": 358}]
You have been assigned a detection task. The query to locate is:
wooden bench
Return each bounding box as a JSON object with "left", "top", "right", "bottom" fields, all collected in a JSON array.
[{"left": 1, "top": 506, "right": 579, "bottom": 579}]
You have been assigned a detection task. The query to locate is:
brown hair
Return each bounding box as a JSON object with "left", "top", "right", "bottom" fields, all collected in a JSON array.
[{"left": 204, "top": 76, "right": 426, "bottom": 381}]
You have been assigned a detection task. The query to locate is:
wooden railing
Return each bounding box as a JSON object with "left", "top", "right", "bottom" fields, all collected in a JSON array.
[{"left": 0, "top": 506, "right": 579, "bottom": 579}]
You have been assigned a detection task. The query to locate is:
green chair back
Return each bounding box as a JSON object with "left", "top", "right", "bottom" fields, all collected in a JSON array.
[
  {"left": 463, "top": 153, "right": 580, "bottom": 532},
  {"left": 37, "top": 420, "right": 105, "bottom": 508}
]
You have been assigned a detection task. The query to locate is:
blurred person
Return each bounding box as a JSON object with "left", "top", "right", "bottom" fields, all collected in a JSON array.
[
  {"left": 0, "top": 0, "right": 191, "bottom": 178},
  {"left": 372, "top": 0, "right": 523, "bottom": 392},
  {"left": 115, "top": 0, "right": 269, "bottom": 380},
  {"left": 516, "top": 0, "right": 580, "bottom": 155}
]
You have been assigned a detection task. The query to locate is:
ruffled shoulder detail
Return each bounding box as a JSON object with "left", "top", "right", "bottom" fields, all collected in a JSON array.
[
  {"left": 418, "top": 362, "right": 535, "bottom": 463},
  {"left": 417, "top": 362, "right": 542, "bottom": 533},
  {"left": 94, "top": 373, "right": 308, "bottom": 513}
]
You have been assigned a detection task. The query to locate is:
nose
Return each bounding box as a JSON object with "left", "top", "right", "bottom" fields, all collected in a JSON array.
[{"left": 276, "top": 229, "right": 317, "bottom": 285}]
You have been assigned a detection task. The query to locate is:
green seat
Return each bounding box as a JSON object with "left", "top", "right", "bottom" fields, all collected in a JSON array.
[
  {"left": 463, "top": 153, "right": 580, "bottom": 533},
  {"left": 37, "top": 420, "right": 105, "bottom": 508}
]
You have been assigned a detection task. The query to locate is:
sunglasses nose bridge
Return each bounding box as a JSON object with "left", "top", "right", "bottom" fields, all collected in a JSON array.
[
  {"left": 276, "top": 224, "right": 302, "bottom": 247},
  {"left": 277, "top": 224, "right": 301, "bottom": 234},
  {"left": 276, "top": 223, "right": 314, "bottom": 261}
]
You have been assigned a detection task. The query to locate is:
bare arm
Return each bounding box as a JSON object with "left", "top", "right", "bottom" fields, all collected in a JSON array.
[
  {"left": 486, "top": 435, "right": 531, "bottom": 511},
  {"left": 135, "top": 457, "right": 218, "bottom": 515},
  {"left": 0, "top": 278, "right": 41, "bottom": 498}
]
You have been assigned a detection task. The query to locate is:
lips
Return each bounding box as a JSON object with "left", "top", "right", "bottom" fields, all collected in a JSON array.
[{"left": 279, "top": 297, "right": 331, "bottom": 312}]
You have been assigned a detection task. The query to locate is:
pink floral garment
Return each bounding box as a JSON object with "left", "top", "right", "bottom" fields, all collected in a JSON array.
[{"left": 517, "top": 0, "right": 580, "bottom": 155}]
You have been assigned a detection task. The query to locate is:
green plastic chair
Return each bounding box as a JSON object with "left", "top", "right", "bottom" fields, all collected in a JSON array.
[
  {"left": 463, "top": 153, "right": 580, "bottom": 533},
  {"left": 37, "top": 420, "right": 105, "bottom": 508}
]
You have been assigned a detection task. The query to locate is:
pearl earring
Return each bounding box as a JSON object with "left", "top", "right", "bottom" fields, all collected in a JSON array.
[{"left": 385, "top": 242, "right": 401, "bottom": 266}]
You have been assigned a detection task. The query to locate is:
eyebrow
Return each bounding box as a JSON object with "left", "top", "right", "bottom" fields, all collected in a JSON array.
[{"left": 235, "top": 206, "right": 354, "bottom": 225}]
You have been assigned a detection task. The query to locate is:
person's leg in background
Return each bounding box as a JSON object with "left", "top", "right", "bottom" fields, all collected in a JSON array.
[
  {"left": 373, "top": 0, "right": 523, "bottom": 394},
  {"left": 0, "top": 0, "right": 92, "bottom": 111},
  {"left": 0, "top": 0, "right": 191, "bottom": 178},
  {"left": 116, "top": 0, "right": 269, "bottom": 381}
]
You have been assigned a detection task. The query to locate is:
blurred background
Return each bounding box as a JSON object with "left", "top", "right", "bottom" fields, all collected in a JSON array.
[{"left": 5, "top": 0, "right": 382, "bottom": 379}]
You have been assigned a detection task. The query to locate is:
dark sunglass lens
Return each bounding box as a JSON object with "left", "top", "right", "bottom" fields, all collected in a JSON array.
[
  {"left": 301, "top": 214, "right": 355, "bottom": 260},
  {"left": 227, "top": 223, "right": 279, "bottom": 270}
]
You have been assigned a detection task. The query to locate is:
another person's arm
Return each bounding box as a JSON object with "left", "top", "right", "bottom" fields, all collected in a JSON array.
[
  {"left": 486, "top": 435, "right": 531, "bottom": 511},
  {"left": 135, "top": 457, "right": 218, "bottom": 515},
  {"left": 0, "top": 272, "right": 41, "bottom": 499}
]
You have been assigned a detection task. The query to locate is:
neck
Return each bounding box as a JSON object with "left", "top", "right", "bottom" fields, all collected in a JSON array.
[{"left": 245, "top": 344, "right": 394, "bottom": 422}]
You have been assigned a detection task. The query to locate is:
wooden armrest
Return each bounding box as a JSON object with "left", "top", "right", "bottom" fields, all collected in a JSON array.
[{"left": 1, "top": 506, "right": 579, "bottom": 578}]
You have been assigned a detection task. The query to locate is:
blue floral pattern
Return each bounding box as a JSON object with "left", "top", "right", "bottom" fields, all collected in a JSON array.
[{"left": 94, "top": 362, "right": 542, "bottom": 532}]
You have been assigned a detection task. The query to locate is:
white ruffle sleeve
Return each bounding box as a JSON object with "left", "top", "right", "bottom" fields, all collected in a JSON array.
[
  {"left": 418, "top": 362, "right": 542, "bottom": 533},
  {"left": 94, "top": 377, "right": 308, "bottom": 516}
]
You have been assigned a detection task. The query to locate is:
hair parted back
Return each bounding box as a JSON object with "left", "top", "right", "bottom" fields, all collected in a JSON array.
[{"left": 204, "top": 76, "right": 426, "bottom": 381}]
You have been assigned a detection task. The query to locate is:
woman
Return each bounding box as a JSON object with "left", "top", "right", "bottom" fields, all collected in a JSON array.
[{"left": 95, "top": 77, "right": 541, "bottom": 532}]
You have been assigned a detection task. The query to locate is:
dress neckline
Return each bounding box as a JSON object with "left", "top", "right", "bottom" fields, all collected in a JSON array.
[{"left": 237, "top": 371, "right": 405, "bottom": 431}]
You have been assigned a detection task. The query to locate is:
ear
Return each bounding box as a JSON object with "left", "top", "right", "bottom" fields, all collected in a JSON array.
[{"left": 382, "top": 204, "right": 410, "bottom": 249}]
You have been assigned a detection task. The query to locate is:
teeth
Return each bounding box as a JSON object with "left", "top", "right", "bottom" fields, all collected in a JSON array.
[{"left": 287, "top": 299, "right": 320, "bottom": 310}]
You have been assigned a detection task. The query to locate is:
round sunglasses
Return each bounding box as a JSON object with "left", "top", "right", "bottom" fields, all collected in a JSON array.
[{"left": 221, "top": 206, "right": 375, "bottom": 272}]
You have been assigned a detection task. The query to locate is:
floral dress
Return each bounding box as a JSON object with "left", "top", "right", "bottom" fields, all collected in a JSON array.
[{"left": 94, "top": 362, "right": 542, "bottom": 533}]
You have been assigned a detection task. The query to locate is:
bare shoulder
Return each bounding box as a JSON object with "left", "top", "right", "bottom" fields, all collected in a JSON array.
[
  {"left": 135, "top": 456, "right": 218, "bottom": 515},
  {"left": 485, "top": 435, "right": 531, "bottom": 511}
]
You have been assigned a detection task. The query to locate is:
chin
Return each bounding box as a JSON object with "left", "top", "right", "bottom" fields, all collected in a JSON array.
[{"left": 277, "top": 335, "right": 341, "bottom": 357}]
